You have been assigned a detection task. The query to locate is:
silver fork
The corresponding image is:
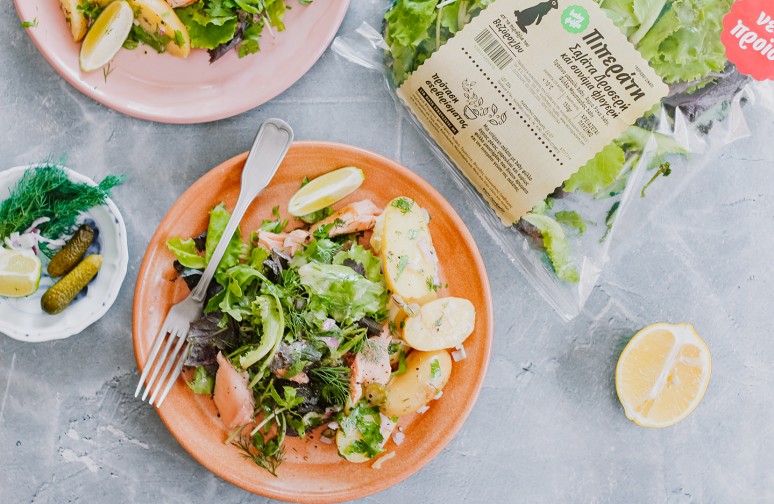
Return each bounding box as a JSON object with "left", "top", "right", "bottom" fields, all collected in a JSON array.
[{"left": 134, "top": 118, "right": 294, "bottom": 407}]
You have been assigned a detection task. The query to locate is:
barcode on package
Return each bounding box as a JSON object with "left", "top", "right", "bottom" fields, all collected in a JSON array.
[{"left": 474, "top": 29, "right": 513, "bottom": 69}]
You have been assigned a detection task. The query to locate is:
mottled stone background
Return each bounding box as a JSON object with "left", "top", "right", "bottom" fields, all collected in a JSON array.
[{"left": 2, "top": 1, "right": 773, "bottom": 502}]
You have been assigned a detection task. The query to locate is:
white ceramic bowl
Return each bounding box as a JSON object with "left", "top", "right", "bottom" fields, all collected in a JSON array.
[{"left": 0, "top": 166, "right": 128, "bottom": 342}]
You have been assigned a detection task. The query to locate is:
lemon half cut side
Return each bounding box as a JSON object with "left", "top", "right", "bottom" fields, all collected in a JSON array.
[
  {"left": 615, "top": 322, "right": 711, "bottom": 428},
  {"left": 0, "top": 248, "right": 42, "bottom": 298}
]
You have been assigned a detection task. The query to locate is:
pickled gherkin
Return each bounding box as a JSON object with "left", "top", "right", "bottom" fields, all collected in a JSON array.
[
  {"left": 47, "top": 224, "right": 94, "bottom": 277},
  {"left": 41, "top": 254, "right": 102, "bottom": 314}
]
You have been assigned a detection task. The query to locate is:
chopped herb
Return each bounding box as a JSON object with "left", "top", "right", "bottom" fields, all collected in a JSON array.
[
  {"left": 433, "top": 314, "right": 444, "bottom": 329},
  {"left": 360, "top": 337, "right": 386, "bottom": 364},
  {"left": 426, "top": 276, "right": 438, "bottom": 292},
  {"left": 396, "top": 255, "right": 409, "bottom": 278},
  {"left": 601, "top": 201, "right": 620, "bottom": 243},
  {"left": 429, "top": 359, "right": 441, "bottom": 381},
  {"left": 20, "top": 19, "right": 38, "bottom": 28},
  {"left": 388, "top": 320, "right": 398, "bottom": 338},
  {"left": 407, "top": 229, "right": 419, "bottom": 239},
  {"left": 233, "top": 432, "right": 284, "bottom": 477},
  {"left": 309, "top": 367, "right": 350, "bottom": 406},
  {"left": 76, "top": 0, "right": 102, "bottom": 23},
  {"left": 391, "top": 197, "right": 414, "bottom": 214},
  {"left": 174, "top": 29, "right": 185, "bottom": 48},
  {"left": 300, "top": 176, "right": 309, "bottom": 187}
]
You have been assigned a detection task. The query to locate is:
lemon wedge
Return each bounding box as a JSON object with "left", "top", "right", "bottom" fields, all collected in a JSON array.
[
  {"left": 616, "top": 322, "right": 711, "bottom": 428},
  {"left": 0, "top": 248, "right": 42, "bottom": 298},
  {"left": 288, "top": 167, "right": 365, "bottom": 217},
  {"left": 79, "top": 1, "right": 134, "bottom": 73}
]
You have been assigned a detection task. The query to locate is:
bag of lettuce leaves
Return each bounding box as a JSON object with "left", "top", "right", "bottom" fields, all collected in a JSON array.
[{"left": 332, "top": 0, "right": 774, "bottom": 319}]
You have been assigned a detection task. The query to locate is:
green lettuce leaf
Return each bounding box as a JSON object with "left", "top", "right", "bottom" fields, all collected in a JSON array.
[
  {"left": 166, "top": 237, "right": 206, "bottom": 269},
  {"left": 177, "top": 5, "right": 237, "bottom": 50},
  {"left": 522, "top": 213, "right": 579, "bottom": 283},
  {"left": 205, "top": 203, "right": 248, "bottom": 278},
  {"left": 554, "top": 211, "right": 587, "bottom": 236},
  {"left": 186, "top": 366, "right": 214, "bottom": 394},
  {"left": 298, "top": 263, "right": 388, "bottom": 325},
  {"left": 332, "top": 244, "right": 383, "bottom": 284},
  {"left": 564, "top": 143, "right": 626, "bottom": 194}
]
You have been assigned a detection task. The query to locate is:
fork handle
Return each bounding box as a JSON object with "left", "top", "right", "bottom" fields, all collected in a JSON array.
[{"left": 191, "top": 119, "right": 295, "bottom": 304}]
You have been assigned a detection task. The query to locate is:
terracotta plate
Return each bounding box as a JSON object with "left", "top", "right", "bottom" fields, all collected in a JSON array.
[
  {"left": 13, "top": 0, "right": 349, "bottom": 123},
  {"left": 132, "top": 142, "right": 493, "bottom": 502}
]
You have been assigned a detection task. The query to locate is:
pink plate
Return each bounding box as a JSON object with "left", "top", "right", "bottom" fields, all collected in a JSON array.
[{"left": 13, "top": 0, "right": 350, "bottom": 123}]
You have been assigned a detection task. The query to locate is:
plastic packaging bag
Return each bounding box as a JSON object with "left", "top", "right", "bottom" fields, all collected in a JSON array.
[{"left": 332, "top": 2, "right": 774, "bottom": 320}]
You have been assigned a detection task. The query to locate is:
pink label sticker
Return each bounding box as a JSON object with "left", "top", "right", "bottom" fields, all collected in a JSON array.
[{"left": 722, "top": 0, "right": 774, "bottom": 81}]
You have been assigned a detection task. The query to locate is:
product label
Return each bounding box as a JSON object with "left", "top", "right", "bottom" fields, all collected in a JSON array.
[
  {"left": 397, "top": 0, "right": 668, "bottom": 225},
  {"left": 722, "top": 0, "right": 774, "bottom": 81}
]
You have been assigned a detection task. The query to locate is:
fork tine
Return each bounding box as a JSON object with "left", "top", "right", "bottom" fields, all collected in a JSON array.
[
  {"left": 135, "top": 323, "right": 169, "bottom": 397},
  {"left": 149, "top": 332, "right": 188, "bottom": 406},
  {"left": 141, "top": 329, "right": 178, "bottom": 401},
  {"left": 156, "top": 343, "right": 191, "bottom": 407}
]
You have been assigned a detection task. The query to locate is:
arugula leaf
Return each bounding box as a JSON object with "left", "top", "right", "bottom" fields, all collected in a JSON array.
[
  {"left": 522, "top": 213, "right": 579, "bottom": 283},
  {"left": 186, "top": 366, "right": 214, "bottom": 394},
  {"left": 564, "top": 143, "right": 626, "bottom": 194},
  {"left": 167, "top": 237, "right": 206, "bottom": 269}
]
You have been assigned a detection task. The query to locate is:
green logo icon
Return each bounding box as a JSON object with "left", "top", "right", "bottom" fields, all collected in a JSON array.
[{"left": 561, "top": 5, "right": 590, "bottom": 34}]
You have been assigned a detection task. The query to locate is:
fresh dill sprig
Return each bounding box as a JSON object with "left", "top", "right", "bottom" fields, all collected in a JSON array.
[
  {"left": 232, "top": 431, "right": 285, "bottom": 477},
  {"left": 309, "top": 366, "right": 350, "bottom": 406},
  {"left": 0, "top": 164, "right": 124, "bottom": 255},
  {"left": 360, "top": 337, "right": 387, "bottom": 364}
]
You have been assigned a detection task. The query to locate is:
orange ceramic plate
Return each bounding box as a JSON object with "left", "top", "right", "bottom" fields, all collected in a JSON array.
[{"left": 132, "top": 142, "right": 493, "bottom": 503}]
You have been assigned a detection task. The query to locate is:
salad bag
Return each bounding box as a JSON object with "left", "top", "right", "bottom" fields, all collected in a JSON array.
[{"left": 332, "top": 0, "right": 774, "bottom": 320}]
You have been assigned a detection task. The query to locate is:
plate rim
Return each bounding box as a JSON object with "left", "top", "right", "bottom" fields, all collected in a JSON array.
[
  {"left": 131, "top": 141, "right": 494, "bottom": 502},
  {"left": 12, "top": 1, "right": 351, "bottom": 124},
  {"left": 0, "top": 165, "right": 129, "bottom": 342}
]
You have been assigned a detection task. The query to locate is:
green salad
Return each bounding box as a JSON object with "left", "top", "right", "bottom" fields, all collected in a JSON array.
[{"left": 167, "top": 178, "right": 473, "bottom": 475}]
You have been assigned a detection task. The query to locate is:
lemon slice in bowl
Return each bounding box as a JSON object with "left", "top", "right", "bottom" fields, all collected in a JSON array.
[
  {"left": 79, "top": 1, "right": 134, "bottom": 73},
  {"left": 0, "top": 248, "right": 42, "bottom": 298},
  {"left": 616, "top": 322, "right": 711, "bottom": 428},
  {"left": 288, "top": 167, "right": 364, "bottom": 217}
]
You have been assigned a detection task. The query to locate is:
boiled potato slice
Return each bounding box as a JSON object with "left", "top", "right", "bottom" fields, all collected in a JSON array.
[
  {"left": 381, "top": 350, "right": 452, "bottom": 417},
  {"left": 402, "top": 297, "right": 476, "bottom": 351},
  {"left": 379, "top": 197, "right": 439, "bottom": 306},
  {"left": 60, "top": 0, "right": 88, "bottom": 41},
  {"left": 126, "top": 0, "right": 191, "bottom": 57}
]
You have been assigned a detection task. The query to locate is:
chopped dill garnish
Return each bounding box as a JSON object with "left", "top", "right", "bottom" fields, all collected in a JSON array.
[
  {"left": 310, "top": 366, "right": 350, "bottom": 406},
  {"left": 0, "top": 164, "right": 123, "bottom": 256}
]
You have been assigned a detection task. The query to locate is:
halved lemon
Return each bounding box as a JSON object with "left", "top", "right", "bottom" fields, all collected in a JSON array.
[
  {"left": 79, "top": 1, "right": 134, "bottom": 73},
  {"left": 0, "top": 248, "right": 42, "bottom": 298},
  {"left": 288, "top": 167, "right": 365, "bottom": 217},
  {"left": 615, "top": 322, "right": 711, "bottom": 428}
]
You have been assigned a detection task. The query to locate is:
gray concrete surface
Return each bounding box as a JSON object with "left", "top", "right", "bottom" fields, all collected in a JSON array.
[{"left": 2, "top": 1, "right": 774, "bottom": 502}]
